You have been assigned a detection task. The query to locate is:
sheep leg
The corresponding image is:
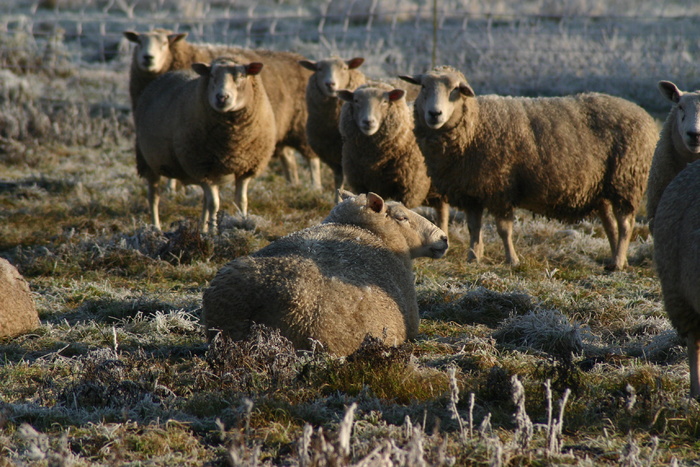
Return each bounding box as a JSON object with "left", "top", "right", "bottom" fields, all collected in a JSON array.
[
  {"left": 607, "top": 211, "right": 635, "bottom": 271},
  {"left": 496, "top": 214, "right": 519, "bottom": 267},
  {"left": 308, "top": 156, "right": 323, "bottom": 191},
  {"left": 200, "top": 183, "right": 220, "bottom": 234},
  {"left": 235, "top": 177, "right": 251, "bottom": 217},
  {"left": 428, "top": 196, "right": 450, "bottom": 234},
  {"left": 147, "top": 179, "right": 161, "bottom": 231},
  {"left": 596, "top": 200, "right": 618, "bottom": 256},
  {"left": 466, "top": 207, "right": 484, "bottom": 263},
  {"left": 689, "top": 333, "right": 700, "bottom": 399},
  {"left": 277, "top": 146, "right": 299, "bottom": 185}
]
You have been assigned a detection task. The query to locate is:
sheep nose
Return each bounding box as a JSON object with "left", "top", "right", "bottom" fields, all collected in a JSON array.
[
  {"left": 687, "top": 131, "right": 700, "bottom": 142},
  {"left": 428, "top": 110, "right": 442, "bottom": 118},
  {"left": 325, "top": 81, "right": 336, "bottom": 91},
  {"left": 215, "top": 93, "right": 229, "bottom": 106},
  {"left": 142, "top": 54, "right": 153, "bottom": 65}
]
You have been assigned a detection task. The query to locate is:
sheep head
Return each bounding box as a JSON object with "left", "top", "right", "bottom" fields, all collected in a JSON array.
[
  {"left": 123, "top": 29, "right": 186, "bottom": 73},
  {"left": 299, "top": 57, "right": 365, "bottom": 97},
  {"left": 193, "top": 58, "right": 264, "bottom": 113},
  {"left": 325, "top": 190, "right": 448, "bottom": 260},
  {"left": 659, "top": 80, "right": 700, "bottom": 154},
  {"left": 400, "top": 68, "right": 474, "bottom": 130},
  {"left": 337, "top": 85, "right": 406, "bottom": 136}
]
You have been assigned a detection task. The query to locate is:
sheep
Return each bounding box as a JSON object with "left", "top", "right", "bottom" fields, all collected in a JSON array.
[
  {"left": 0, "top": 258, "right": 40, "bottom": 339},
  {"left": 399, "top": 66, "right": 658, "bottom": 270},
  {"left": 652, "top": 159, "right": 700, "bottom": 398},
  {"left": 337, "top": 82, "right": 449, "bottom": 233},
  {"left": 202, "top": 190, "right": 449, "bottom": 356},
  {"left": 134, "top": 57, "right": 277, "bottom": 232},
  {"left": 646, "top": 81, "right": 700, "bottom": 233},
  {"left": 298, "top": 56, "right": 367, "bottom": 192},
  {"left": 123, "top": 29, "right": 320, "bottom": 189}
]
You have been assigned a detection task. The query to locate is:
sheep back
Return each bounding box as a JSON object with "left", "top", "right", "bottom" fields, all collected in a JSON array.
[
  {"left": 339, "top": 83, "right": 431, "bottom": 208},
  {"left": 415, "top": 92, "right": 657, "bottom": 222},
  {"left": 653, "top": 159, "right": 700, "bottom": 337}
]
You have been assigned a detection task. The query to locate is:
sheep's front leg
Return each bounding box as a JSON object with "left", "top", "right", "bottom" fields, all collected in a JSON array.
[
  {"left": 466, "top": 206, "right": 484, "bottom": 263},
  {"left": 496, "top": 213, "right": 519, "bottom": 266},
  {"left": 689, "top": 333, "right": 700, "bottom": 399},
  {"left": 308, "top": 156, "right": 323, "bottom": 191},
  {"left": 277, "top": 146, "right": 299, "bottom": 185},
  {"left": 200, "top": 183, "right": 220, "bottom": 234},
  {"left": 147, "top": 179, "right": 161, "bottom": 230},
  {"left": 235, "top": 177, "right": 251, "bottom": 217},
  {"left": 608, "top": 211, "right": 634, "bottom": 271}
]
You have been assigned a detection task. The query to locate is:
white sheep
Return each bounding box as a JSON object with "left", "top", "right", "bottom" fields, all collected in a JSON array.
[
  {"left": 134, "top": 57, "right": 277, "bottom": 232},
  {"left": 298, "top": 56, "right": 367, "bottom": 192},
  {"left": 337, "top": 82, "right": 449, "bottom": 232},
  {"left": 646, "top": 81, "right": 700, "bottom": 232},
  {"left": 123, "top": 29, "right": 320, "bottom": 189},
  {"left": 202, "top": 190, "right": 449, "bottom": 356},
  {"left": 400, "top": 66, "right": 658, "bottom": 270},
  {"left": 652, "top": 159, "right": 700, "bottom": 398}
]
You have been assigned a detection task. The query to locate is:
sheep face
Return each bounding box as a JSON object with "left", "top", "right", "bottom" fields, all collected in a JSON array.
[
  {"left": 327, "top": 190, "right": 449, "bottom": 259},
  {"left": 123, "top": 29, "right": 186, "bottom": 73},
  {"left": 659, "top": 81, "right": 700, "bottom": 154},
  {"left": 193, "top": 59, "right": 264, "bottom": 113},
  {"left": 400, "top": 70, "right": 474, "bottom": 130},
  {"left": 338, "top": 87, "right": 406, "bottom": 136},
  {"left": 299, "top": 57, "right": 365, "bottom": 97}
]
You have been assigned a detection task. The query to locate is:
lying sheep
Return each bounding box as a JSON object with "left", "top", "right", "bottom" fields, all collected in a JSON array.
[
  {"left": 134, "top": 58, "right": 276, "bottom": 232},
  {"left": 646, "top": 81, "right": 700, "bottom": 232},
  {"left": 299, "top": 56, "right": 367, "bottom": 192},
  {"left": 653, "top": 159, "right": 700, "bottom": 398},
  {"left": 123, "top": 29, "right": 320, "bottom": 189},
  {"left": 337, "top": 82, "right": 449, "bottom": 232},
  {"left": 202, "top": 190, "right": 449, "bottom": 356},
  {"left": 400, "top": 66, "right": 657, "bottom": 270}
]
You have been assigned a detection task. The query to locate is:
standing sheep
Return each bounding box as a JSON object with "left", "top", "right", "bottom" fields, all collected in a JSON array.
[
  {"left": 298, "top": 56, "right": 367, "bottom": 192},
  {"left": 646, "top": 81, "right": 700, "bottom": 232},
  {"left": 134, "top": 58, "right": 276, "bottom": 232},
  {"left": 123, "top": 29, "right": 320, "bottom": 189},
  {"left": 652, "top": 159, "right": 700, "bottom": 398},
  {"left": 202, "top": 190, "right": 449, "bottom": 356},
  {"left": 400, "top": 66, "right": 657, "bottom": 270},
  {"left": 337, "top": 82, "right": 449, "bottom": 232}
]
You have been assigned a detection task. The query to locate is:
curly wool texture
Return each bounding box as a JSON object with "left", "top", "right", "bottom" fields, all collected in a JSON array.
[
  {"left": 202, "top": 193, "right": 448, "bottom": 356},
  {"left": 653, "top": 159, "right": 700, "bottom": 337},
  {"left": 646, "top": 106, "right": 700, "bottom": 231},
  {"left": 339, "top": 82, "right": 432, "bottom": 209}
]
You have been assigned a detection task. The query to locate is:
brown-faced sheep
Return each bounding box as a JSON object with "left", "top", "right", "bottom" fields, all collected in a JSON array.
[
  {"left": 652, "top": 159, "right": 700, "bottom": 398},
  {"left": 298, "top": 56, "right": 367, "bottom": 192},
  {"left": 134, "top": 58, "right": 276, "bottom": 232},
  {"left": 123, "top": 29, "right": 320, "bottom": 189},
  {"left": 202, "top": 190, "right": 449, "bottom": 356},
  {"left": 400, "top": 66, "right": 657, "bottom": 270},
  {"left": 0, "top": 258, "right": 40, "bottom": 338},
  {"left": 337, "top": 82, "right": 449, "bottom": 232},
  {"left": 646, "top": 81, "right": 700, "bottom": 233}
]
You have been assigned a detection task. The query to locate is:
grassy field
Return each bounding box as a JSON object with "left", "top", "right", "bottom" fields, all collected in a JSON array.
[{"left": 2, "top": 1, "right": 700, "bottom": 465}]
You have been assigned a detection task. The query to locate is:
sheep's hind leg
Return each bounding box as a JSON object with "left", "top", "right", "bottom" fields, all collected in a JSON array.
[
  {"left": 235, "top": 177, "right": 251, "bottom": 217},
  {"left": 466, "top": 206, "right": 484, "bottom": 263},
  {"left": 596, "top": 200, "right": 618, "bottom": 260},
  {"left": 147, "top": 179, "right": 161, "bottom": 231},
  {"left": 277, "top": 146, "right": 299, "bottom": 185},
  {"left": 496, "top": 213, "right": 519, "bottom": 267},
  {"left": 200, "top": 183, "right": 220, "bottom": 234},
  {"left": 607, "top": 211, "right": 634, "bottom": 271},
  {"left": 307, "top": 156, "right": 322, "bottom": 191},
  {"left": 689, "top": 332, "right": 700, "bottom": 399}
]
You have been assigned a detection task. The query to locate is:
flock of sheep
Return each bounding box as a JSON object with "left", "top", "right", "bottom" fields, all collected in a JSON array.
[{"left": 123, "top": 29, "right": 700, "bottom": 397}]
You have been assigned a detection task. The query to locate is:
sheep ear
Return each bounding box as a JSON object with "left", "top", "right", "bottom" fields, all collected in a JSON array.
[
  {"left": 336, "top": 90, "right": 354, "bottom": 102},
  {"left": 658, "top": 81, "right": 682, "bottom": 104},
  {"left": 459, "top": 83, "right": 475, "bottom": 97},
  {"left": 246, "top": 62, "right": 264, "bottom": 76},
  {"left": 399, "top": 74, "right": 421, "bottom": 86},
  {"left": 387, "top": 89, "right": 405, "bottom": 102},
  {"left": 366, "top": 192, "right": 386, "bottom": 214},
  {"left": 168, "top": 32, "right": 187, "bottom": 44},
  {"left": 347, "top": 57, "right": 365, "bottom": 69},
  {"left": 192, "top": 63, "right": 210, "bottom": 76},
  {"left": 298, "top": 60, "right": 318, "bottom": 71},
  {"left": 338, "top": 189, "right": 356, "bottom": 201},
  {"left": 123, "top": 31, "right": 139, "bottom": 43}
]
